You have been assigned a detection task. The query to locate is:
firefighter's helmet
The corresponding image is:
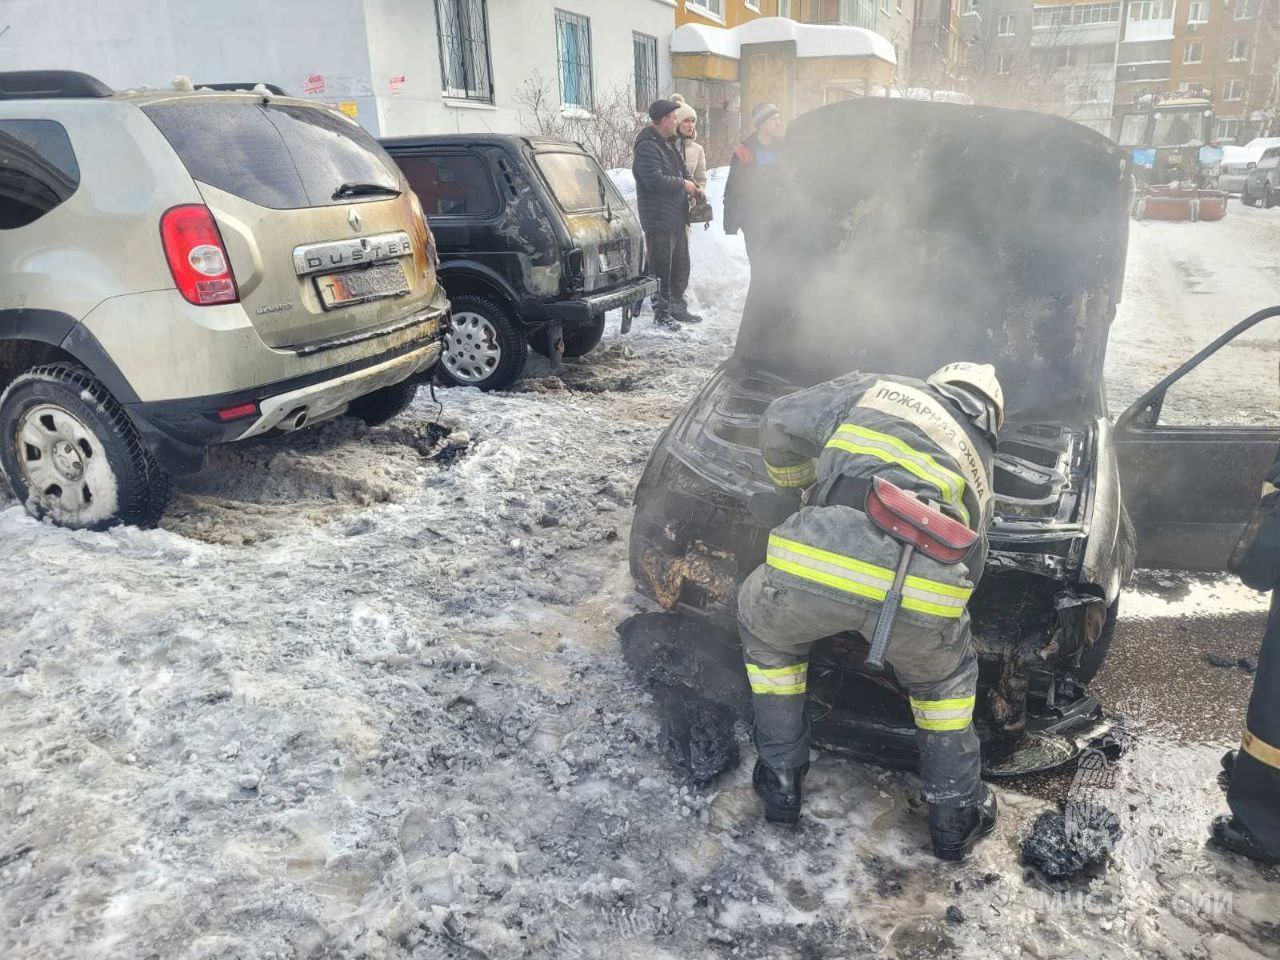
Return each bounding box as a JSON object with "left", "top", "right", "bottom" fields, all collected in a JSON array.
[{"left": 928, "top": 362, "right": 1005, "bottom": 434}]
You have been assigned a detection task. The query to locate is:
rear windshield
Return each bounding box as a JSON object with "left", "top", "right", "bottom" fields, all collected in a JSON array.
[
  {"left": 143, "top": 99, "right": 401, "bottom": 209},
  {"left": 534, "top": 151, "right": 614, "bottom": 213}
]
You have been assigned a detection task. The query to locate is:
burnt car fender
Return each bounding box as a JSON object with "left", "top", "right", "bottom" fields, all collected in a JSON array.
[{"left": 1080, "top": 417, "right": 1137, "bottom": 604}]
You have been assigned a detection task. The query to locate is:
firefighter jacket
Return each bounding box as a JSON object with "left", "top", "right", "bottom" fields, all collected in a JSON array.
[{"left": 757, "top": 371, "right": 996, "bottom": 629}]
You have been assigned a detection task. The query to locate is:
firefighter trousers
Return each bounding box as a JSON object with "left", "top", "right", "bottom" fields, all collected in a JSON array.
[
  {"left": 737, "top": 563, "right": 984, "bottom": 808},
  {"left": 1227, "top": 590, "right": 1280, "bottom": 855}
]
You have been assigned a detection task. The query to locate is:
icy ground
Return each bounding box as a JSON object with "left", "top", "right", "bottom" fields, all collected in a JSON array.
[{"left": 2, "top": 173, "right": 1278, "bottom": 960}]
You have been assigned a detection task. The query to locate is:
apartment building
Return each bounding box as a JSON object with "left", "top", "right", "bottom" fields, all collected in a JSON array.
[
  {"left": 913, "top": 0, "right": 966, "bottom": 87},
  {"left": 0, "top": 0, "right": 675, "bottom": 137}
]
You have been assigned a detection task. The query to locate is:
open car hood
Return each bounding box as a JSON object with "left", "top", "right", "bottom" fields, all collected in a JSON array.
[{"left": 735, "top": 99, "right": 1132, "bottom": 422}]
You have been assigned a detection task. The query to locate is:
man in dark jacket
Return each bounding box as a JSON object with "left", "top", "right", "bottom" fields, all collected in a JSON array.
[
  {"left": 633, "top": 99, "right": 701, "bottom": 330},
  {"left": 1211, "top": 447, "right": 1280, "bottom": 864},
  {"left": 724, "top": 102, "right": 784, "bottom": 264}
]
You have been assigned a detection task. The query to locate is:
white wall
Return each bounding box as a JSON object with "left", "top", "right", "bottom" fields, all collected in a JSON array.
[
  {"left": 367, "top": 0, "right": 674, "bottom": 136},
  {"left": 0, "top": 0, "right": 675, "bottom": 137},
  {"left": 0, "top": 0, "right": 378, "bottom": 122}
]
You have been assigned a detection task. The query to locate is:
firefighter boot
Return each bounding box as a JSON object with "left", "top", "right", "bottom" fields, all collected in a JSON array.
[
  {"left": 752, "top": 758, "right": 809, "bottom": 825},
  {"left": 929, "top": 787, "right": 998, "bottom": 861},
  {"left": 1210, "top": 814, "right": 1280, "bottom": 864}
]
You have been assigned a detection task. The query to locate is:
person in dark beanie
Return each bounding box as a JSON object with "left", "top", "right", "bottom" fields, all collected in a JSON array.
[
  {"left": 633, "top": 98, "right": 702, "bottom": 330},
  {"left": 724, "top": 102, "right": 785, "bottom": 264}
]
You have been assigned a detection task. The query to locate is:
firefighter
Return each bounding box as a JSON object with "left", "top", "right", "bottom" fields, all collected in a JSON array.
[
  {"left": 1210, "top": 447, "right": 1280, "bottom": 864},
  {"left": 737, "top": 363, "right": 1003, "bottom": 861}
]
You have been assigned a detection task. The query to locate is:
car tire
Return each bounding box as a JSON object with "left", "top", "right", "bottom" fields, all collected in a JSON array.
[
  {"left": 1076, "top": 599, "right": 1120, "bottom": 685},
  {"left": 437, "top": 294, "right": 527, "bottom": 391},
  {"left": 347, "top": 380, "right": 419, "bottom": 426},
  {"left": 0, "top": 363, "right": 173, "bottom": 530},
  {"left": 1265, "top": 186, "right": 1275, "bottom": 209},
  {"left": 1242, "top": 189, "right": 1258, "bottom": 207}
]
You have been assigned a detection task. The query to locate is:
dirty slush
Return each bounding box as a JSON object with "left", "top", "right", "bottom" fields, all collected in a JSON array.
[{"left": 1, "top": 171, "right": 1277, "bottom": 959}]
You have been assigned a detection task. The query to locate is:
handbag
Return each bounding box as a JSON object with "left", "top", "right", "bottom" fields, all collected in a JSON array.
[{"left": 687, "top": 197, "right": 713, "bottom": 225}]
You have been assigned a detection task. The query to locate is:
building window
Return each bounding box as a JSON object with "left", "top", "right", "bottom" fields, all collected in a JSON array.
[
  {"left": 1129, "top": 0, "right": 1172, "bottom": 21},
  {"left": 1183, "top": 41, "right": 1203, "bottom": 63},
  {"left": 778, "top": 0, "right": 793, "bottom": 14},
  {"left": 435, "top": 0, "right": 493, "bottom": 102},
  {"left": 1217, "top": 117, "right": 1240, "bottom": 140},
  {"left": 963, "top": 0, "right": 977, "bottom": 12},
  {"left": 745, "top": 0, "right": 760, "bottom": 10},
  {"left": 1234, "top": 0, "right": 1255, "bottom": 18},
  {"left": 997, "top": 53, "right": 1012, "bottom": 74},
  {"left": 1224, "top": 78, "right": 1245, "bottom": 100},
  {"left": 998, "top": 13, "right": 1015, "bottom": 34},
  {"left": 632, "top": 33, "right": 659, "bottom": 112},
  {"left": 688, "top": 0, "right": 725, "bottom": 19},
  {"left": 1228, "top": 38, "right": 1248, "bottom": 61},
  {"left": 1186, "top": 0, "right": 1208, "bottom": 22},
  {"left": 555, "top": 9, "right": 593, "bottom": 109}
]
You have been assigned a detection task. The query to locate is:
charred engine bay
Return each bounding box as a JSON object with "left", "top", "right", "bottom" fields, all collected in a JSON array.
[{"left": 629, "top": 367, "right": 1113, "bottom": 759}]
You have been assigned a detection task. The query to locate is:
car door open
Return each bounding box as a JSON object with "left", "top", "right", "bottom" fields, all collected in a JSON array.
[{"left": 1115, "top": 305, "right": 1280, "bottom": 571}]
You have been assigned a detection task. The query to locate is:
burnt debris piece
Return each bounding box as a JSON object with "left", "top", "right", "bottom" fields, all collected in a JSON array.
[
  {"left": 619, "top": 613, "right": 751, "bottom": 783},
  {"left": 659, "top": 687, "right": 740, "bottom": 783},
  {"left": 1021, "top": 804, "right": 1123, "bottom": 878}
]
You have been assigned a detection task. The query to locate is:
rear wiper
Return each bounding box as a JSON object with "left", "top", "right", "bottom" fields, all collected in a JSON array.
[{"left": 332, "top": 181, "right": 402, "bottom": 200}]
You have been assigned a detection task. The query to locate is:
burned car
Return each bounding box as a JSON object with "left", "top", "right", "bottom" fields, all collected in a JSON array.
[
  {"left": 382, "top": 135, "right": 656, "bottom": 391},
  {"left": 626, "top": 99, "right": 1279, "bottom": 775}
]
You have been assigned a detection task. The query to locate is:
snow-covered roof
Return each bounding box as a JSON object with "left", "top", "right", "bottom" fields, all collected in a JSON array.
[{"left": 670, "top": 16, "right": 896, "bottom": 65}]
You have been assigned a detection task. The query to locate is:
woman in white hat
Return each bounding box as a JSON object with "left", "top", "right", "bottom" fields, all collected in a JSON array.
[
  {"left": 669, "top": 93, "right": 706, "bottom": 323},
  {"left": 671, "top": 93, "right": 706, "bottom": 192}
]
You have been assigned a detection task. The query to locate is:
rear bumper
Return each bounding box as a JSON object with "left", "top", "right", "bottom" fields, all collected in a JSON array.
[
  {"left": 127, "top": 323, "right": 444, "bottom": 474},
  {"left": 523, "top": 277, "right": 658, "bottom": 325}
]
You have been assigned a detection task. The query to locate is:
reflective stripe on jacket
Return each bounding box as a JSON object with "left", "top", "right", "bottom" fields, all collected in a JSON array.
[{"left": 767, "top": 533, "right": 972, "bottom": 619}]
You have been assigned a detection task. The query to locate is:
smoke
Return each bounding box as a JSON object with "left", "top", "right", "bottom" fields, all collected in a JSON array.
[{"left": 734, "top": 98, "right": 1133, "bottom": 422}]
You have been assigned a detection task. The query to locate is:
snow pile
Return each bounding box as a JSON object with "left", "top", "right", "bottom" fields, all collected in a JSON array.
[{"left": 608, "top": 165, "right": 750, "bottom": 308}]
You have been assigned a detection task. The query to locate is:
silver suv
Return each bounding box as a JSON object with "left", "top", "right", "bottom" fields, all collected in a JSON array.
[{"left": 0, "top": 71, "right": 449, "bottom": 530}]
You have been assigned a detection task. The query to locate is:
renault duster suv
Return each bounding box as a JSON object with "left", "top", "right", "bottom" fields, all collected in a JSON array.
[{"left": 0, "top": 71, "right": 449, "bottom": 530}]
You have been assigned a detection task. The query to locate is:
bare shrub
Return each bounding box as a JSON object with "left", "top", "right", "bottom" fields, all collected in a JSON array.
[{"left": 514, "top": 71, "right": 647, "bottom": 169}]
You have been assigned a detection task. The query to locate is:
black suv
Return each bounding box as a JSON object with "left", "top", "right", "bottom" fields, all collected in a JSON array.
[{"left": 381, "top": 135, "right": 656, "bottom": 391}]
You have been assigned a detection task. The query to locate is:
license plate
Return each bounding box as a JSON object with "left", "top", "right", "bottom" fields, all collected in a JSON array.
[
  {"left": 598, "top": 247, "right": 626, "bottom": 272},
  {"left": 315, "top": 262, "right": 410, "bottom": 310}
]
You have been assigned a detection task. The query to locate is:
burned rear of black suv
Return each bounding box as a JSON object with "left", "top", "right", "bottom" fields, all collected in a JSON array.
[{"left": 628, "top": 100, "right": 1137, "bottom": 772}]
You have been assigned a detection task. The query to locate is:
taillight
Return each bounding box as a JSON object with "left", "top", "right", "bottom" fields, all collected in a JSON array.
[{"left": 160, "top": 205, "right": 239, "bottom": 306}]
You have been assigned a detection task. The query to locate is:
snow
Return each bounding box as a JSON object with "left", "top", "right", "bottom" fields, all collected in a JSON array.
[
  {"left": 671, "top": 16, "right": 896, "bottom": 65},
  {"left": 2, "top": 170, "right": 1280, "bottom": 959}
]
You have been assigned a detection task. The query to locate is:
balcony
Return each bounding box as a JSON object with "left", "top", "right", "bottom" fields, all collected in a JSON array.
[
  {"left": 1030, "top": 21, "right": 1121, "bottom": 46},
  {"left": 960, "top": 9, "right": 982, "bottom": 43}
]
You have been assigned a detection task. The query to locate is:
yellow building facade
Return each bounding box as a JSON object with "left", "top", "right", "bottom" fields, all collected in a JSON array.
[{"left": 676, "top": 1, "right": 786, "bottom": 29}]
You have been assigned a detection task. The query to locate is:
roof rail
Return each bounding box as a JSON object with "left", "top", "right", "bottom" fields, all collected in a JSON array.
[{"left": 0, "top": 70, "right": 113, "bottom": 100}]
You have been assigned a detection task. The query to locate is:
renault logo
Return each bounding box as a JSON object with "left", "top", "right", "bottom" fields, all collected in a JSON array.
[{"left": 348, "top": 208, "right": 363, "bottom": 233}]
